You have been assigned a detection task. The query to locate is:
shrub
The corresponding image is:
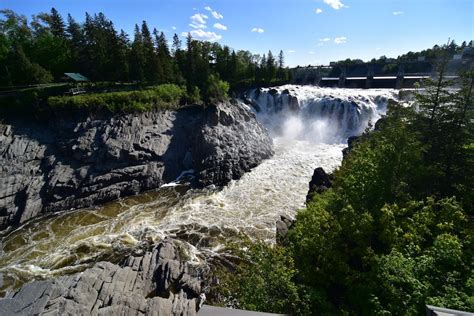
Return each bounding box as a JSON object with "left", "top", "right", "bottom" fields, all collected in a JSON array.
[
  {"left": 209, "top": 239, "right": 310, "bottom": 315},
  {"left": 48, "top": 84, "right": 186, "bottom": 113}
]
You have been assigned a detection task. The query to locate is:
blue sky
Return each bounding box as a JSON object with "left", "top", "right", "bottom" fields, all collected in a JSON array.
[{"left": 3, "top": 0, "right": 473, "bottom": 66}]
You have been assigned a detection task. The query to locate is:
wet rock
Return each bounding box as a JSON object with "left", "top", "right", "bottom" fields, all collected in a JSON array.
[
  {"left": 0, "top": 102, "right": 273, "bottom": 231},
  {"left": 342, "top": 135, "right": 360, "bottom": 159},
  {"left": 306, "top": 167, "right": 332, "bottom": 203},
  {"left": 0, "top": 240, "right": 204, "bottom": 315},
  {"left": 192, "top": 103, "right": 273, "bottom": 187},
  {"left": 268, "top": 88, "right": 278, "bottom": 96},
  {"left": 276, "top": 215, "right": 294, "bottom": 245}
]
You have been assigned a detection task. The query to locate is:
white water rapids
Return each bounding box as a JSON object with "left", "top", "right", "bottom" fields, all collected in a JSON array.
[{"left": 0, "top": 86, "right": 398, "bottom": 294}]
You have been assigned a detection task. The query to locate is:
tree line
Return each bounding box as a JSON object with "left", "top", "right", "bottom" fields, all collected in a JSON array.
[{"left": 0, "top": 8, "right": 291, "bottom": 101}]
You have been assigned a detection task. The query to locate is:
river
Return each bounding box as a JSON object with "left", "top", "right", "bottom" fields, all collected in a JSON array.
[{"left": 0, "top": 86, "right": 398, "bottom": 295}]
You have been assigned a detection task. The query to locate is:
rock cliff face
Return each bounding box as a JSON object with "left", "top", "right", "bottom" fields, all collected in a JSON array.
[
  {"left": 0, "top": 239, "right": 205, "bottom": 315},
  {"left": 0, "top": 102, "right": 273, "bottom": 231}
]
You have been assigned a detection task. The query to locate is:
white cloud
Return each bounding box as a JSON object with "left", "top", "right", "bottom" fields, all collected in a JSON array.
[
  {"left": 393, "top": 11, "right": 404, "bottom": 15},
  {"left": 323, "top": 0, "right": 347, "bottom": 10},
  {"left": 251, "top": 27, "right": 264, "bottom": 33},
  {"left": 319, "top": 37, "right": 331, "bottom": 42},
  {"left": 288, "top": 50, "right": 296, "bottom": 53},
  {"left": 334, "top": 36, "right": 347, "bottom": 44},
  {"left": 172, "top": 26, "right": 177, "bottom": 30},
  {"left": 189, "top": 13, "right": 208, "bottom": 29},
  {"left": 190, "top": 29, "right": 222, "bottom": 41},
  {"left": 204, "top": 6, "right": 223, "bottom": 19},
  {"left": 308, "top": 51, "right": 315, "bottom": 54},
  {"left": 190, "top": 13, "right": 208, "bottom": 25},
  {"left": 181, "top": 32, "right": 189, "bottom": 37},
  {"left": 211, "top": 11, "right": 224, "bottom": 19},
  {"left": 213, "top": 23, "right": 227, "bottom": 30},
  {"left": 190, "top": 23, "right": 206, "bottom": 29},
  {"left": 315, "top": 8, "right": 323, "bottom": 14}
]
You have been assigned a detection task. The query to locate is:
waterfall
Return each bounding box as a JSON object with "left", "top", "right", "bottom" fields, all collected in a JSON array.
[{"left": 243, "top": 85, "right": 398, "bottom": 143}]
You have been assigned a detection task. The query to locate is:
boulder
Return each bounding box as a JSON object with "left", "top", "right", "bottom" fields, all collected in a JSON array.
[
  {"left": 276, "top": 215, "right": 295, "bottom": 245},
  {"left": 342, "top": 135, "right": 360, "bottom": 159},
  {"left": 306, "top": 167, "right": 332, "bottom": 203}
]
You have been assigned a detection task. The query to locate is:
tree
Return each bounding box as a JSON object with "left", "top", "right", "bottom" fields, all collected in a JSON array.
[
  {"left": 154, "top": 29, "right": 172, "bottom": 83},
  {"left": 129, "top": 24, "right": 144, "bottom": 82},
  {"left": 266, "top": 50, "right": 277, "bottom": 83},
  {"left": 114, "top": 29, "right": 130, "bottom": 82},
  {"left": 171, "top": 33, "right": 181, "bottom": 56},
  {"left": 278, "top": 50, "right": 284, "bottom": 69},
  {"left": 7, "top": 44, "right": 53, "bottom": 84},
  {"left": 141, "top": 20, "right": 160, "bottom": 83},
  {"left": 50, "top": 8, "right": 65, "bottom": 38}
]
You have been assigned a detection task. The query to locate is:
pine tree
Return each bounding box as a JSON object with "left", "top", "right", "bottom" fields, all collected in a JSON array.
[
  {"left": 278, "top": 50, "right": 284, "bottom": 69},
  {"left": 172, "top": 33, "right": 181, "bottom": 56},
  {"left": 129, "top": 24, "right": 144, "bottom": 82},
  {"left": 8, "top": 44, "right": 52, "bottom": 84},
  {"left": 114, "top": 29, "right": 130, "bottom": 82},
  {"left": 266, "top": 50, "right": 276, "bottom": 83},
  {"left": 50, "top": 8, "right": 65, "bottom": 38},
  {"left": 141, "top": 21, "right": 159, "bottom": 83},
  {"left": 154, "top": 29, "right": 172, "bottom": 83}
]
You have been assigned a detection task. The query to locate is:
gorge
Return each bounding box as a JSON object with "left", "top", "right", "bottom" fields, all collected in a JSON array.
[{"left": 0, "top": 85, "right": 399, "bottom": 314}]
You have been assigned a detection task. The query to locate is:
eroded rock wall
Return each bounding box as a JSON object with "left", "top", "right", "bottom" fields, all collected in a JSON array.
[{"left": 0, "top": 102, "right": 273, "bottom": 231}]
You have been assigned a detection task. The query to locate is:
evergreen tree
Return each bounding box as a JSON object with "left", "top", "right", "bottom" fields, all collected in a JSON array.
[
  {"left": 50, "top": 8, "right": 65, "bottom": 38},
  {"left": 129, "top": 24, "right": 144, "bottom": 82},
  {"left": 7, "top": 44, "right": 52, "bottom": 84},
  {"left": 278, "top": 50, "right": 284, "bottom": 69},
  {"left": 154, "top": 29, "right": 172, "bottom": 83},
  {"left": 114, "top": 29, "right": 130, "bottom": 82},
  {"left": 66, "top": 13, "right": 84, "bottom": 72},
  {"left": 141, "top": 21, "right": 160, "bottom": 83},
  {"left": 266, "top": 50, "right": 276, "bottom": 83},
  {"left": 171, "top": 33, "right": 181, "bottom": 56}
]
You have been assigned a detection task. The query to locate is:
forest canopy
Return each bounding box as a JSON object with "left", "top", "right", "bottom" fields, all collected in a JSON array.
[{"left": 0, "top": 8, "right": 290, "bottom": 102}]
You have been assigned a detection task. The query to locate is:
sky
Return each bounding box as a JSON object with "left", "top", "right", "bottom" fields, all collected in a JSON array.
[{"left": 2, "top": 0, "right": 473, "bottom": 67}]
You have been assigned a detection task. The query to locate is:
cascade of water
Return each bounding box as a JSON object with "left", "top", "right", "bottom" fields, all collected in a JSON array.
[{"left": 245, "top": 85, "right": 398, "bottom": 143}]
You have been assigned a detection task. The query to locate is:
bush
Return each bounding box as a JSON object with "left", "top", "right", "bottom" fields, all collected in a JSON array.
[
  {"left": 286, "top": 102, "right": 473, "bottom": 314},
  {"left": 0, "top": 84, "right": 69, "bottom": 119},
  {"left": 209, "top": 239, "right": 310, "bottom": 315},
  {"left": 48, "top": 84, "right": 186, "bottom": 113},
  {"left": 206, "top": 74, "right": 229, "bottom": 103}
]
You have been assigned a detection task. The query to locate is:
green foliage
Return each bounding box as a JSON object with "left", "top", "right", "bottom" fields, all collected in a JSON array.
[
  {"left": 210, "top": 240, "right": 310, "bottom": 315},
  {"left": 215, "top": 70, "right": 473, "bottom": 314},
  {"left": 205, "top": 74, "right": 229, "bottom": 103},
  {"left": 48, "top": 84, "right": 185, "bottom": 113},
  {"left": 0, "top": 84, "right": 69, "bottom": 118},
  {"left": 1, "top": 9, "right": 291, "bottom": 96}
]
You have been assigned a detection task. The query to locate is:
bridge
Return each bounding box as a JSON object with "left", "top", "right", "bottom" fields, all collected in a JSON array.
[
  {"left": 319, "top": 63, "right": 434, "bottom": 89},
  {"left": 292, "top": 59, "right": 467, "bottom": 89}
]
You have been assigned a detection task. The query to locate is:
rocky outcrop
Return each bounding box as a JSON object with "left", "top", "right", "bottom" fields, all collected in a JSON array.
[
  {"left": 0, "top": 102, "right": 273, "bottom": 231},
  {"left": 306, "top": 167, "right": 332, "bottom": 203},
  {"left": 276, "top": 215, "right": 294, "bottom": 245},
  {"left": 341, "top": 135, "right": 360, "bottom": 159},
  {"left": 0, "top": 239, "right": 205, "bottom": 315}
]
